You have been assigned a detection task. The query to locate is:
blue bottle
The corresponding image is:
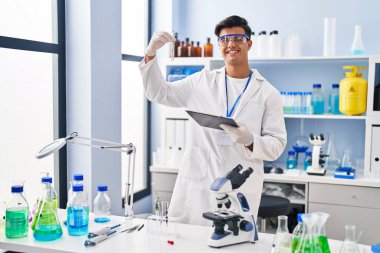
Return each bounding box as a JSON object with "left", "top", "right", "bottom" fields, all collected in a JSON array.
[
  {"left": 67, "top": 185, "right": 89, "bottom": 236},
  {"left": 328, "top": 84, "right": 340, "bottom": 114},
  {"left": 312, "top": 84, "right": 325, "bottom": 114},
  {"left": 286, "top": 151, "right": 297, "bottom": 169},
  {"left": 304, "top": 151, "right": 312, "bottom": 170}
]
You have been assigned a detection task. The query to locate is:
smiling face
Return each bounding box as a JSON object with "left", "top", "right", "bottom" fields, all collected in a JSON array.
[{"left": 218, "top": 27, "right": 252, "bottom": 66}]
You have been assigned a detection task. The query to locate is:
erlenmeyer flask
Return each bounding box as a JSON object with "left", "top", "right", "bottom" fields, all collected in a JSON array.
[
  {"left": 341, "top": 149, "right": 353, "bottom": 169},
  {"left": 325, "top": 133, "right": 340, "bottom": 170},
  {"left": 295, "top": 213, "right": 322, "bottom": 253},
  {"left": 33, "top": 177, "right": 62, "bottom": 241},
  {"left": 339, "top": 225, "right": 361, "bottom": 253},
  {"left": 314, "top": 212, "right": 331, "bottom": 253},
  {"left": 272, "top": 215, "right": 291, "bottom": 253}
]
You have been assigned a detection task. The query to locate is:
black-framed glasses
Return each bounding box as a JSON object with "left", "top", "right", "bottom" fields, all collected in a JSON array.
[{"left": 217, "top": 34, "right": 249, "bottom": 45}]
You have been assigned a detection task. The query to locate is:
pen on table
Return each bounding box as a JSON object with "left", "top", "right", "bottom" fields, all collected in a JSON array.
[{"left": 138, "top": 224, "right": 144, "bottom": 231}]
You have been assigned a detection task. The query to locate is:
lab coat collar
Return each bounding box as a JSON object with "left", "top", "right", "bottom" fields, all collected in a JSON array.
[{"left": 219, "top": 67, "right": 264, "bottom": 119}]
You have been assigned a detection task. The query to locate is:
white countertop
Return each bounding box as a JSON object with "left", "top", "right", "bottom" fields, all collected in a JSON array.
[
  {"left": 150, "top": 165, "right": 380, "bottom": 188},
  {"left": 0, "top": 210, "right": 371, "bottom": 253}
]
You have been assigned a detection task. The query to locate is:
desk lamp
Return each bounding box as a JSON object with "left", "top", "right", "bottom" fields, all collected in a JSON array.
[{"left": 35, "top": 132, "right": 136, "bottom": 218}]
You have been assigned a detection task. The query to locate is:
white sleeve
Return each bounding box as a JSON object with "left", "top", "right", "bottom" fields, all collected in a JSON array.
[
  {"left": 138, "top": 57, "right": 202, "bottom": 107},
  {"left": 245, "top": 90, "right": 287, "bottom": 161}
]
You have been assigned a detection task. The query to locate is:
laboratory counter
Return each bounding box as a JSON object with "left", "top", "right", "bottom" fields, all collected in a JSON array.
[
  {"left": 150, "top": 165, "right": 380, "bottom": 188},
  {"left": 0, "top": 210, "right": 371, "bottom": 253}
]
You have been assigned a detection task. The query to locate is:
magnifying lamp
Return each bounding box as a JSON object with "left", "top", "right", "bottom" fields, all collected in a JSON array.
[{"left": 36, "top": 132, "right": 136, "bottom": 218}]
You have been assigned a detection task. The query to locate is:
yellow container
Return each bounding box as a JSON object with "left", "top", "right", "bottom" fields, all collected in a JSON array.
[{"left": 339, "top": 66, "right": 367, "bottom": 116}]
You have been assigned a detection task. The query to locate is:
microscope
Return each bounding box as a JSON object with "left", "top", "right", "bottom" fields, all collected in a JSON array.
[
  {"left": 306, "top": 133, "right": 328, "bottom": 176},
  {"left": 202, "top": 165, "right": 259, "bottom": 248}
]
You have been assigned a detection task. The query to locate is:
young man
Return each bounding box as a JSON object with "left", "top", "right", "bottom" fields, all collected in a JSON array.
[{"left": 139, "top": 15, "right": 286, "bottom": 226}]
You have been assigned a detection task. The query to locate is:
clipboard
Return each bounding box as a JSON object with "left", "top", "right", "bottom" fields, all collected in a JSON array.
[{"left": 186, "top": 110, "right": 238, "bottom": 130}]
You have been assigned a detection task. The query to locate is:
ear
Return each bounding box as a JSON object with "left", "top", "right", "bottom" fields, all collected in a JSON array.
[{"left": 247, "top": 40, "right": 253, "bottom": 50}]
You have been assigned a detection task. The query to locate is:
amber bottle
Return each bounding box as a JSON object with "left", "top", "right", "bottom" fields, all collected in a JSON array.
[
  {"left": 195, "top": 41, "right": 202, "bottom": 57},
  {"left": 204, "top": 37, "right": 213, "bottom": 57},
  {"left": 174, "top": 32, "right": 180, "bottom": 57},
  {"left": 177, "top": 41, "right": 185, "bottom": 57},
  {"left": 190, "top": 41, "right": 197, "bottom": 57},
  {"left": 183, "top": 38, "right": 190, "bottom": 57}
]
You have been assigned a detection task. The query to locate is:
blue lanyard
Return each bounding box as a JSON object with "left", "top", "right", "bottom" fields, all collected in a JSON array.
[{"left": 225, "top": 71, "right": 253, "bottom": 118}]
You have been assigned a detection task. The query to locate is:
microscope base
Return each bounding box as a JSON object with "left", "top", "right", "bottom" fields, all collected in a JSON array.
[
  {"left": 208, "top": 230, "right": 256, "bottom": 248},
  {"left": 306, "top": 166, "right": 326, "bottom": 176}
]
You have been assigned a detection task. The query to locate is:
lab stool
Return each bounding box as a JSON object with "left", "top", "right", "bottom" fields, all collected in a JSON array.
[{"left": 258, "top": 195, "right": 290, "bottom": 233}]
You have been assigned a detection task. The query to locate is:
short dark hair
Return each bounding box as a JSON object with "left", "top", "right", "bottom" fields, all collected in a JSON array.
[{"left": 214, "top": 15, "right": 252, "bottom": 39}]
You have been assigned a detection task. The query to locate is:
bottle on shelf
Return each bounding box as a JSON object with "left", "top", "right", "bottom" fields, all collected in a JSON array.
[
  {"left": 67, "top": 185, "right": 89, "bottom": 236},
  {"left": 303, "top": 92, "right": 313, "bottom": 114},
  {"left": 189, "top": 41, "right": 196, "bottom": 57},
  {"left": 174, "top": 32, "right": 180, "bottom": 57},
  {"left": 286, "top": 150, "right": 297, "bottom": 169},
  {"left": 257, "top": 31, "right": 269, "bottom": 57},
  {"left": 93, "top": 185, "right": 111, "bottom": 223},
  {"left": 248, "top": 31, "right": 256, "bottom": 58},
  {"left": 177, "top": 41, "right": 185, "bottom": 57},
  {"left": 184, "top": 38, "right": 191, "bottom": 57},
  {"left": 269, "top": 30, "right": 282, "bottom": 57},
  {"left": 312, "top": 84, "right": 325, "bottom": 114},
  {"left": 195, "top": 41, "right": 202, "bottom": 57},
  {"left": 204, "top": 37, "right": 213, "bottom": 57},
  {"left": 304, "top": 151, "right": 312, "bottom": 170},
  {"left": 328, "top": 83, "right": 340, "bottom": 114},
  {"left": 272, "top": 215, "right": 292, "bottom": 253},
  {"left": 292, "top": 213, "right": 305, "bottom": 252},
  {"left": 351, "top": 25, "right": 365, "bottom": 55},
  {"left": 33, "top": 177, "right": 62, "bottom": 241},
  {"left": 5, "top": 185, "right": 29, "bottom": 239}
]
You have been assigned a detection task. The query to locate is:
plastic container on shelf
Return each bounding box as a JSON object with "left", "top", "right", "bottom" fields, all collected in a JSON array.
[
  {"left": 248, "top": 32, "right": 256, "bottom": 58},
  {"left": 256, "top": 31, "right": 269, "bottom": 57},
  {"left": 312, "top": 84, "right": 325, "bottom": 114},
  {"left": 302, "top": 92, "right": 313, "bottom": 114},
  {"left": 286, "top": 150, "right": 297, "bottom": 169},
  {"left": 329, "top": 83, "right": 341, "bottom": 114},
  {"left": 5, "top": 185, "right": 29, "bottom": 238},
  {"left": 93, "top": 185, "right": 111, "bottom": 223},
  {"left": 269, "top": 30, "right": 282, "bottom": 58}
]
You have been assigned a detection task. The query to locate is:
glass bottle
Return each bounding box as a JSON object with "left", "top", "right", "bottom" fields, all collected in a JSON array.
[
  {"left": 184, "top": 37, "right": 190, "bottom": 57},
  {"left": 351, "top": 25, "right": 365, "bottom": 55},
  {"left": 339, "top": 225, "right": 361, "bottom": 253},
  {"left": 32, "top": 176, "right": 58, "bottom": 230},
  {"left": 286, "top": 151, "right": 297, "bottom": 169},
  {"left": 204, "top": 37, "right": 213, "bottom": 57},
  {"left": 195, "top": 41, "right": 202, "bottom": 57},
  {"left": 67, "top": 185, "right": 89, "bottom": 236},
  {"left": 314, "top": 212, "right": 331, "bottom": 253},
  {"left": 329, "top": 84, "right": 340, "bottom": 114},
  {"left": 177, "top": 41, "right": 185, "bottom": 57},
  {"left": 174, "top": 32, "right": 180, "bottom": 57},
  {"left": 68, "top": 174, "right": 88, "bottom": 201},
  {"left": 304, "top": 151, "right": 312, "bottom": 170},
  {"left": 5, "top": 185, "right": 29, "bottom": 238},
  {"left": 272, "top": 215, "right": 291, "bottom": 253},
  {"left": 93, "top": 185, "right": 111, "bottom": 223},
  {"left": 292, "top": 213, "right": 305, "bottom": 253},
  {"left": 312, "top": 84, "right": 325, "bottom": 114},
  {"left": 189, "top": 41, "right": 196, "bottom": 57},
  {"left": 33, "top": 177, "right": 62, "bottom": 241}
]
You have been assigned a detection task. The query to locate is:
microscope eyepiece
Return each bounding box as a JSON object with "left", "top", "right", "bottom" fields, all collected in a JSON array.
[{"left": 242, "top": 168, "right": 253, "bottom": 178}]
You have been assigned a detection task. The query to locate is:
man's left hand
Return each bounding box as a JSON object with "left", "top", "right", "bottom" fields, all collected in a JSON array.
[{"left": 220, "top": 123, "right": 253, "bottom": 146}]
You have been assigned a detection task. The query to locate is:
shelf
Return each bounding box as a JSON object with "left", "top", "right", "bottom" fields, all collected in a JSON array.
[
  {"left": 284, "top": 114, "right": 366, "bottom": 120},
  {"left": 288, "top": 198, "right": 306, "bottom": 205}
]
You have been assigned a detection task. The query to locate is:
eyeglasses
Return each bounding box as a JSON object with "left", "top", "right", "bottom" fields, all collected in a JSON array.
[{"left": 217, "top": 34, "right": 249, "bottom": 45}]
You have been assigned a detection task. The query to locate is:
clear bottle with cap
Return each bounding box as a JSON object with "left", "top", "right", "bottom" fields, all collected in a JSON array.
[
  {"left": 312, "top": 84, "right": 325, "bottom": 114},
  {"left": 351, "top": 25, "right": 365, "bottom": 55},
  {"left": 33, "top": 177, "right": 62, "bottom": 241},
  {"left": 93, "top": 185, "right": 111, "bottom": 223},
  {"left": 304, "top": 151, "right": 312, "bottom": 170},
  {"left": 257, "top": 31, "right": 269, "bottom": 57},
  {"left": 5, "top": 185, "right": 29, "bottom": 238},
  {"left": 269, "top": 30, "right": 282, "bottom": 58},
  {"left": 329, "top": 83, "right": 340, "bottom": 114},
  {"left": 68, "top": 174, "right": 88, "bottom": 201},
  {"left": 292, "top": 213, "right": 305, "bottom": 252},
  {"left": 287, "top": 150, "right": 297, "bottom": 169},
  {"left": 67, "top": 185, "right": 89, "bottom": 236}
]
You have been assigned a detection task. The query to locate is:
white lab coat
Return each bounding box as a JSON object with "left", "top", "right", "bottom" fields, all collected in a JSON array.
[{"left": 139, "top": 58, "right": 287, "bottom": 226}]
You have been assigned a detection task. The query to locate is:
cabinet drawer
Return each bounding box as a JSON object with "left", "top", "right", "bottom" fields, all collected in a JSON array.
[
  {"left": 309, "top": 183, "right": 380, "bottom": 209},
  {"left": 309, "top": 203, "right": 380, "bottom": 245},
  {"left": 151, "top": 172, "right": 177, "bottom": 192}
]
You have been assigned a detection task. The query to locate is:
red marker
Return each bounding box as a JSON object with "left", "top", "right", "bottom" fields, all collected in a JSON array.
[{"left": 167, "top": 240, "right": 174, "bottom": 245}]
